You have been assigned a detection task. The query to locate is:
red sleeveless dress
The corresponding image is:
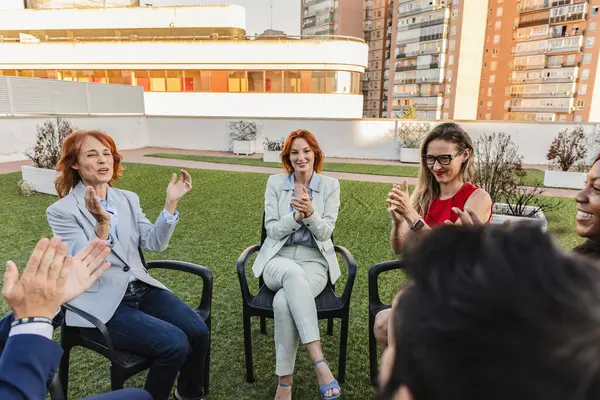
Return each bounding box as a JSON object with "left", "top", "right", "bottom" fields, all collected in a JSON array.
[{"left": 424, "top": 183, "right": 481, "bottom": 226}]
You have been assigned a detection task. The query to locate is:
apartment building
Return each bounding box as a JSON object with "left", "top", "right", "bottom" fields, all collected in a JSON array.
[
  {"left": 479, "top": 0, "right": 600, "bottom": 122},
  {"left": 301, "top": 0, "right": 364, "bottom": 38},
  {"left": 363, "top": 0, "right": 390, "bottom": 118},
  {"left": 381, "top": 0, "right": 489, "bottom": 120}
]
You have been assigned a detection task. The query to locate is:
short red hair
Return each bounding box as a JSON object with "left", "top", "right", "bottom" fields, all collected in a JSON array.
[
  {"left": 55, "top": 130, "right": 124, "bottom": 198},
  {"left": 280, "top": 129, "right": 324, "bottom": 173}
]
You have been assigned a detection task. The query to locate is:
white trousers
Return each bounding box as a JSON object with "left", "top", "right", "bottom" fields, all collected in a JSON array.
[{"left": 262, "top": 245, "right": 329, "bottom": 376}]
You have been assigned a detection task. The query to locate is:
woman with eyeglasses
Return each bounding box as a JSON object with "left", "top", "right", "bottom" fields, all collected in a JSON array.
[
  {"left": 373, "top": 123, "right": 493, "bottom": 351},
  {"left": 386, "top": 122, "right": 492, "bottom": 255}
]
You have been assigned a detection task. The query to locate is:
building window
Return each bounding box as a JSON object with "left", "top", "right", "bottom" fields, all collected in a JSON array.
[
  {"left": 583, "top": 53, "right": 593, "bottom": 65},
  {"left": 495, "top": 21, "right": 502, "bottom": 30},
  {"left": 504, "top": 100, "right": 510, "bottom": 109},
  {"left": 493, "top": 34, "right": 500, "bottom": 44},
  {"left": 586, "top": 37, "right": 595, "bottom": 48},
  {"left": 489, "top": 75, "right": 496, "bottom": 83},
  {"left": 486, "top": 100, "right": 493, "bottom": 108},
  {"left": 450, "top": 26, "right": 457, "bottom": 36},
  {"left": 485, "top": 113, "right": 491, "bottom": 120},
  {"left": 590, "top": 22, "right": 597, "bottom": 31},
  {"left": 496, "top": 7, "right": 503, "bottom": 17},
  {"left": 490, "top": 61, "right": 498, "bottom": 71},
  {"left": 452, "top": 9, "right": 459, "bottom": 18},
  {"left": 445, "top": 98, "right": 450, "bottom": 108},
  {"left": 488, "top": 87, "right": 494, "bottom": 96},
  {"left": 577, "top": 100, "right": 585, "bottom": 109},
  {"left": 580, "top": 83, "right": 588, "bottom": 95},
  {"left": 582, "top": 69, "right": 590, "bottom": 80},
  {"left": 449, "top": 39, "right": 456, "bottom": 50},
  {"left": 575, "top": 115, "right": 583, "bottom": 122},
  {"left": 448, "top": 55, "right": 454, "bottom": 65},
  {"left": 453, "top": 0, "right": 459, "bottom": 4},
  {"left": 592, "top": 6, "right": 599, "bottom": 16},
  {"left": 443, "top": 112, "right": 449, "bottom": 119},
  {"left": 492, "top": 48, "right": 499, "bottom": 55}
]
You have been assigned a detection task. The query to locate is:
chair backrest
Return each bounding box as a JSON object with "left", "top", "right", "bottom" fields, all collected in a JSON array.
[{"left": 260, "top": 210, "right": 334, "bottom": 246}]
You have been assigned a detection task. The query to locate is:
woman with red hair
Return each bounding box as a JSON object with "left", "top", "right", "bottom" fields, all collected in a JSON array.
[
  {"left": 252, "top": 129, "right": 341, "bottom": 399},
  {"left": 46, "top": 130, "right": 208, "bottom": 400}
]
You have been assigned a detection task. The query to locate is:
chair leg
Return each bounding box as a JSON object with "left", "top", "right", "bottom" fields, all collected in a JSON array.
[
  {"left": 110, "top": 366, "right": 126, "bottom": 391},
  {"left": 204, "top": 338, "right": 211, "bottom": 396},
  {"left": 58, "top": 347, "right": 71, "bottom": 399},
  {"left": 369, "top": 311, "right": 379, "bottom": 386},
  {"left": 327, "top": 317, "right": 334, "bottom": 336},
  {"left": 243, "top": 311, "right": 255, "bottom": 383},
  {"left": 260, "top": 316, "right": 267, "bottom": 335},
  {"left": 338, "top": 315, "right": 349, "bottom": 383}
]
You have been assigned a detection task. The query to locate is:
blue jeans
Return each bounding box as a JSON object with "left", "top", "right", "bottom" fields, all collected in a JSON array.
[{"left": 84, "top": 284, "right": 209, "bottom": 400}]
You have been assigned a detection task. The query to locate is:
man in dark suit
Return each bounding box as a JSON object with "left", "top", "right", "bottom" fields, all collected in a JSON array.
[{"left": 0, "top": 236, "right": 151, "bottom": 400}]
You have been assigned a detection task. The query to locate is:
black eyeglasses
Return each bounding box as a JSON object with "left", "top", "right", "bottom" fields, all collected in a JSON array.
[{"left": 422, "top": 150, "right": 464, "bottom": 166}]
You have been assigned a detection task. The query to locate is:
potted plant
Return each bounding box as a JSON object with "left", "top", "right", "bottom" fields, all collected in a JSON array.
[
  {"left": 229, "top": 120, "right": 259, "bottom": 155},
  {"left": 263, "top": 137, "right": 284, "bottom": 163},
  {"left": 22, "top": 117, "right": 75, "bottom": 196},
  {"left": 396, "top": 121, "right": 428, "bottom": 163},
  {"left": 473, "top": 132, "right": 560, "bottom": 231},
  {"left": 543, "top": 126, "right": 588, "bottom": 190}
]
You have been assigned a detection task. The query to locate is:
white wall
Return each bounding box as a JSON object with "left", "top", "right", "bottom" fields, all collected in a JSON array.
[
  {"left": 0, "top": 116, "right": 148, "bottom": 162},
  {"left": 0, "top": 0, "right": 25, "bottom": 10},
  {"left": 1, "top": 115, "right": 599, "bottom": 166},
  {"left": 144, "top": 93, "right": 365, "bottom": 119},
  {"left": 0, "top": 40, "right": 368, "bottom": 72}
]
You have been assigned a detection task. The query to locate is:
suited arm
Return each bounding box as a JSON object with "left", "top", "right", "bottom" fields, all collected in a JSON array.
[
  {"left": 0, "top": 334, "right": 63, "bottom": 399},
  {"left": 133, "top": 193, "right": 178, "bottom": 252},
  {"left": 265, "top": 176, "right": 301, "bottom": 241},
  {"left": 304, "top": 179, "right": 340, "bottom": 242},
  {"left": 47, "top": 206, "right": 106, "bottom": 256}
]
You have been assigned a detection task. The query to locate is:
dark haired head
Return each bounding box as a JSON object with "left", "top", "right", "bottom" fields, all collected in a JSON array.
[
  {"left": 379, "top": 224, "right": 600, "bottom": 400},
  {"left": 574, "top": 153, "right": 600, "bottom": 246}
]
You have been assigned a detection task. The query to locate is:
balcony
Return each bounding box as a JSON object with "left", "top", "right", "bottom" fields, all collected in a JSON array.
[
  {"left": 519, "top": 2, "right": 552, "bottom": 13},
  {"left": 551, "top": 0, "right": 588, "bottom": 7},
  {"left": 420, "top": 33, "right": 445, "bottom": 42},
  {"left": 508, "top": 105, "right": 572, "bottom": 113},
  {"left": 393, "top": 91, "right": 418, "bottom": 98},
  {"left": 512, "top": 75, "right": 576, "bottom": 84},
  {"left": 413, "top": 97, "right": 443, "bottom": 110},
  {"left": 514, "top": 63, "right": 547, "bottom": 70},
  {"left": 396, "top": 65, "right": 418, "bottom": 71},
  {"left": 518, "top": 17, "right": 550, "bottom": 28},
  {"left": 365, "top": 0, "right": 375, "bottom": 10},
  {"left": 394, "top": 78, "right": 418, "bottom": 84},
  {"left": 509, "top": 90, "right": 575, "bottom": 98},
  {"left": 398, "top": 2, "right": 446, "bottom": 17},
  {"left": 363, "top": 21, "right": 373, "bottom": 31},
  {"left": 514, "top": 35, "right": 583, "bottom": 56},
  {"left": 549, "top": 12, "right": 586, "bottom": 24}
]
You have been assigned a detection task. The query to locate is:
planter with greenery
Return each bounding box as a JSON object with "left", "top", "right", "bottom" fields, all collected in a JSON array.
[
  {"left": 396, "top": 121, "right": 428, "bottom": 163},
  {"left": 22, "top": 118, "right": 75, "bottom": 196},
  {"left": 543, "top": 126, "right": 588, "bottom": 189},
  {"left": 263, "top": 137, "right": 284, "bottom": 163},
  {"left": 229, "top": 120, "right": 258, "bottom": 155},
  {"left": 473, "top": 132, "right": 561, "bottom": 231}
]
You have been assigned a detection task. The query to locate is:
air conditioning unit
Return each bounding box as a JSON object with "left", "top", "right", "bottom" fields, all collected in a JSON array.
[{"left": 551, "top": 92, "right": 556, "bottom": 95}]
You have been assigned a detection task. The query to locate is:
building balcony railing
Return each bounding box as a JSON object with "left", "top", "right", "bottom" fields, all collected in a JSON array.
[
  {"left": 518, "top": 18, "right": 550, "bottom": 28},
  {"left": 514, "top": 64, "right": 547, "bottom": 70},
  {"left": 394, "top": 78, "right": 418, "bottom": 84},
  {"left": 398, "top": 4, "right": 445, "bottom": 18},
  {"left": 508, "top": 105, "right": 572, "bottom": 113},
  {"left": 393, "top": 92, "right": 418, "bottom": 98},
  {"left": 549, "top": 12, "right": 586, "bottom": 24},
  {"left": 519, "top": 2, "right": 552, "bottom": 13},
  {"left": 396, "top": 65, "right": 418, "bottom": 71},
  {"left": 511, "top": 76, "right": 576, "bottom": 84},
  {"left": 365, "top": 0, "right": 375, "bottom": 10},
  {"left": 509, "top": 91, "right": 575, "bottom": 98},
  {"left": 551, "top": 0, "right": 587, "bottom": 8},
  {"left": 515, "top": 29, "right": 586, "bottom": 42},
  {"left": 420, "top": 33, "right": 446, "bottom": 42}
]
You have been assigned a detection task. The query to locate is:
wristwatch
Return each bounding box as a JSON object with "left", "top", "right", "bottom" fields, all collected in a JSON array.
[{"left": 409, "top": 218, "right": 425, "bottom": 232}]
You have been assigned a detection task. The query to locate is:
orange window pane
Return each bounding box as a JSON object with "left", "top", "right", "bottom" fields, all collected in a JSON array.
[{"left": 211, "top": 70, "right": 228, "bottom": 92}]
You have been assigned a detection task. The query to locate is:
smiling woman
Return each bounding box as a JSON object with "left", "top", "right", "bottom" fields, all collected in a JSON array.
[{"left": 573, "top": 153, "right": 600, "bottom": 259}]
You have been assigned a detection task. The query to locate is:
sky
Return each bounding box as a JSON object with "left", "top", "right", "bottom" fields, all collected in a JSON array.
[{"left": 146, "top": 0, "right": 301, "bottom": 36}]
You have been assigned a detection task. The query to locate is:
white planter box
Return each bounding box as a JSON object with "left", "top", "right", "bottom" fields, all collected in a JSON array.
[
  {"left": 21, "top": 165, "right": 59, "bottom": 196},
  {"left": 543, "top": 170, "right": 586, "bottom": 190},
  {"left": 399, "top": 147, "right": 421, "bottom": 164},
  {"left": 490, "top": 203, "right": 547, "bottom": 231},
  {"left": 233, "top": 140, "right": 256, "bottom": 155},
  {"left": 263, "top": 150, "right": 281, "bottom": 163}
]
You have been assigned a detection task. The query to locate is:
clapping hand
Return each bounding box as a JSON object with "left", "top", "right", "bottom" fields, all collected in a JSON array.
[
  {"left": 165, "top": 169, "right": 192, "bottom": 213},
  {"left": 61, "top": 239, "right": 111, "bottom": 304},
  {"left": 85, "top": 186, "right": 110, "bottom": 223},
  {"left": 445, "top": 207, "right": 483, "bottom": 226},
  {"left": 387, "top": 181, "right": 411, "bottom": 223},
  {"left": 290, "top": 186, "right": 314, "bottom": 221}
]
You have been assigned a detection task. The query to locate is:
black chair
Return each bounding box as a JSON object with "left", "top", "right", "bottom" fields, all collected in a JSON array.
[
  {"left": 236, "top": 212, "right": 357, "bottom": 383},
  {"left": 49, "top": 374, "right": 66, "bottom": 400},
  {"left": 58, "top": 250, "right": 213, "bottom": 398},
  {"left": 368, "top": 260, "right": 405, "bottom": 386}
]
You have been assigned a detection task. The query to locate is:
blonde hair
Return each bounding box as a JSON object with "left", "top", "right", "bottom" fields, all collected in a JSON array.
[{"left": 411, "top": 123, "right": 476, "bottom": 216}]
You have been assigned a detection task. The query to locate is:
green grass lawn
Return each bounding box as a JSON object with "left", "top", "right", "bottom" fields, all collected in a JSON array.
[
  {"left": 0, "top": 163, "right": 582, "bottom": 399},
  {"left": 146, "top": 153, "right": 546, "bottom": 187}
]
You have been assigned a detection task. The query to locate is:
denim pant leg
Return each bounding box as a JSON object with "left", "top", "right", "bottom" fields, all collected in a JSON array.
[
  {"left": 97, "top": 291, "right": 191, "bottom": 400},
  {"left": 139, "top": 288, "right": 209, "bottom": 399}
]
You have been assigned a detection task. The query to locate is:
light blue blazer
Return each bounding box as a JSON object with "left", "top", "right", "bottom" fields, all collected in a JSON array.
[
  {"left": 46, "top": 183, "right": 177, "bottom": 328},
  {"left": 252, "top": 173, "right": 342, "bottom": 284}
]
